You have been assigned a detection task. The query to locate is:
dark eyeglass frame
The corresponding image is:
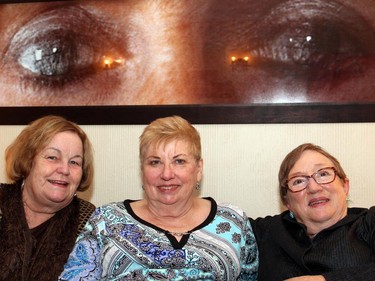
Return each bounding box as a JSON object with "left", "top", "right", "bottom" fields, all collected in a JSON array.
[{"left": 286, "top": 166, "right": 337, "bottom": 193}]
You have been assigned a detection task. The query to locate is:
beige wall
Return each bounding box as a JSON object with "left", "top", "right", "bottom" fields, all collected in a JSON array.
[{"left": 1, "top": 123, "right": 374, "bottom": 218}]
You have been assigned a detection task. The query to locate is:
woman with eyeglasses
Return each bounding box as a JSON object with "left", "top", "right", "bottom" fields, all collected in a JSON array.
[{"left": 250, "top": 143, "right": 375, "bottom": 281}]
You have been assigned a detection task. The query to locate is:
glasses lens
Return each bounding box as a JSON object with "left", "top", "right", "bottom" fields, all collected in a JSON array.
[
  {"left": 287, "top": 176, "right": 308, "bottom": 192},
  {"left": 287, "top": 167, "right": 336, "bottom": 192},
  {"left": 314, "top": 167, "right": 336, "bottom": 184}
]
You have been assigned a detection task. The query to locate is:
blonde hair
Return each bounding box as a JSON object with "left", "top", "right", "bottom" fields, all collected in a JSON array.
[
  {"left": 139, "top": 115, "right": 201, "bottom": 164},
  {"left": 5, "top": 115, "right": 94, "bottom": 191}
]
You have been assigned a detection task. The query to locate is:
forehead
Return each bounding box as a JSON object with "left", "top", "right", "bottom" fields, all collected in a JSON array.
[
  {"left": 146, "top": 139, "right": 190, "bottom": 155},
  {"left": 42, "top": 131, "right": 83, "bottom": 151},
  {"left": 290, "top": 150, "right": 334, "bottom": 173}
]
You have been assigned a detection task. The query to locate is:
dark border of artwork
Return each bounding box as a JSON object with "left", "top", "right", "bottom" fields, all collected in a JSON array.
[{"left": 1, "top": 103, "right": 375, "bottom": 125}]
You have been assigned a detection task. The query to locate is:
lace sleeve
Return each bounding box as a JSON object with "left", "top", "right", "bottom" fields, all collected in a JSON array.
[{"left": 77, "top": 199, "right": 96, "bottom": 235}]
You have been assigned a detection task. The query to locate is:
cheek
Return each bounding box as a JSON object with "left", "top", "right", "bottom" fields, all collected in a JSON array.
[
  {"left": 286, "top": 193, "right": 304, "bottom": 208},
  {"left": 333, "top": 188, "right": 348, "bottom": 201},
  {"left": 76, "top": 170, "right": 84, "bottom": 182},
  {"left": 183, "top": 168, "right": 199, "bottom": 182},
  {"left": 142, "top": 169, "right": 159, "bottom": 182},
  {"left": 70, "top": 167, "right": 83, "bottom": 182},
  {"left": 30, "top": 162, "right": 48, "bottom": 178}
]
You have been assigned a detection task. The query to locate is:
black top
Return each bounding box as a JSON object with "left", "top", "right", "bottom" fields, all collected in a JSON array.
[
  {"left": 250, "top": 207, "right": 375, "bottom": 281},
  {"left": 124, "top": 197, "right": 217, "bottom": 249},
  {"left": 0, "top": 182, "right": 95, "bottom": 281}
]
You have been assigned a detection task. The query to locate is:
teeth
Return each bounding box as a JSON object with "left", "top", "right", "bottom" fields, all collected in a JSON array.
[
  {"left": 309, "top": 199, "right": 328, "bottom": 206},
  {"left": 49, "top": 180, "right": 68, "bottom": 185},
  {"left": 159, "top": 186, "right": 177, "bottom": 190}
]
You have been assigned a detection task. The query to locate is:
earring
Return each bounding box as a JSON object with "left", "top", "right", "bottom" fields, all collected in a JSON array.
[
  {"left": 289, "top": 211, "right": 295, "bottom": 219},
  {"left": 346, "top": 197, "right": 351, "bottom": 205},
  {"left": 196, "top": 182, "right": 201, "bottom": 190}
]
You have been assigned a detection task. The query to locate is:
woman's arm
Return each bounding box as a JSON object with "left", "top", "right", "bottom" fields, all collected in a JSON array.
[
  {"left": 239, "top": 213, "right": 259, "bottom": 281},
  {"left": 59, "top": 211, "right": 103, "bottom": 281}
]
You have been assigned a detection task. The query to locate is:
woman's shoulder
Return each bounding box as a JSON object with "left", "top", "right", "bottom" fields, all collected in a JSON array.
[
  {"left": 0, "top": 182, "right": 18, "bottom": 191},
  {"left": 207, "top": 197, "right": 250, "bottom": 217},
  {"left": 0, "top": 182, "right": 10, "bottom": 188},
  {"left": 75, "top": 198, "right": 96, "bottom": 234},
  {"left": 249, "top": 211, "right": 286, "bottom": 230},
  {"left": 91, "top": 200, "right": 134, "bottom": 218},
  {"left": 347, "top": 206, "right": 374, "bottom": 220},
  {"left": 351, "top": 206, "right": 375, "bottom": 220},
  {"left": 209, "top": 198, "right": 252, "bottom": 223},
  {"left": 0, "top": 182, "right": 20, "bottom": 207},
  {"left": 216, "top": 200, "right": 246, "bottom": 216},
  {"left": 77, "top": 198, "right": 95, "bottom": 211}
]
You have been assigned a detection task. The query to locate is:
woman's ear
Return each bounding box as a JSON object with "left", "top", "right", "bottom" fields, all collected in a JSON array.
[
  {"left": 343, "top": 178, "right": 350, "bottom": 196},
  {"left": 197, "top": 158, "right": 203, "bottom": 182},
  {"left": 284, "top": 193, "right": 292, "bottom": 210}
]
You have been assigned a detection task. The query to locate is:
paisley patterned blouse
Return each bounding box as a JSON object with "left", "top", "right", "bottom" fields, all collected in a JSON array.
[{"left": 59, "top": 197, "right": 258, "bottom": 280}]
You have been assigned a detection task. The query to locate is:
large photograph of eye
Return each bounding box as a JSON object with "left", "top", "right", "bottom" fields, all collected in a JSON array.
[{"left": 0, "top": 0, "right": 375, "bottom": 124}]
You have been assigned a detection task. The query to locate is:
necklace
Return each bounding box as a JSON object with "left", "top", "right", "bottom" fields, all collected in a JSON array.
[{"left": 165, "top": 230, "right": 191, "bottom": 237}]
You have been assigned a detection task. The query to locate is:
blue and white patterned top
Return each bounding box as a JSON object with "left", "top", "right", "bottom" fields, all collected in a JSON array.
[{"left": 59, "top": 197, "right": 258, "bottom": 280}]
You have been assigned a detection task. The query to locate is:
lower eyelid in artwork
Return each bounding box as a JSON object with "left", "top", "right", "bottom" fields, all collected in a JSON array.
[
  {"left": 17, "top": 67, "right": 125, "bottom": 103},
  {"left": 229, "top": 52, "right": 369, "bottom": 82},
  {"left": 19, "top": 55, "right": 126, "bottom": 90}
]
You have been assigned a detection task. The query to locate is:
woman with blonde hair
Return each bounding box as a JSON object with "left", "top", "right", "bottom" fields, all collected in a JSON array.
[{"left": 60, "top": 115, "right": 258, "bottom": 281}]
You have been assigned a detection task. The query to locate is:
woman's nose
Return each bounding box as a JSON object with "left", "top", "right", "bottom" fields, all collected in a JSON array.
[
  {"left": 57, "top": 162, "right": 70, "bottom": 175},
  {"left": 306, "top": 178, "right": 323, "bottom": 193},
  {"left": 161, "top": 164, "right": 175, "bottom": 180}
]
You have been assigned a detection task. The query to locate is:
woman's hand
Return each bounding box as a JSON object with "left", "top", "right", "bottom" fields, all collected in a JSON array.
[{"left": 284, "top": 275, "right": 326, "bottom": 281}]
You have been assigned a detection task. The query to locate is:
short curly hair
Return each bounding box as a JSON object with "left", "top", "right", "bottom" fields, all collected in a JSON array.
[{"left": 139, "top": 115, "right": 201, "bottom": 166}]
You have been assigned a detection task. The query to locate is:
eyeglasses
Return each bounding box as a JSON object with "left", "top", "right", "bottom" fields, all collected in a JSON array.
[{"left": 286, "top": 167, "right": 337, "bottom": 193}]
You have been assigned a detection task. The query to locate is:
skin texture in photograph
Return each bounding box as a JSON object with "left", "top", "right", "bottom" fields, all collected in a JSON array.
[{"left": 0, "top": 0, "right": 374, "bottom": 106}]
